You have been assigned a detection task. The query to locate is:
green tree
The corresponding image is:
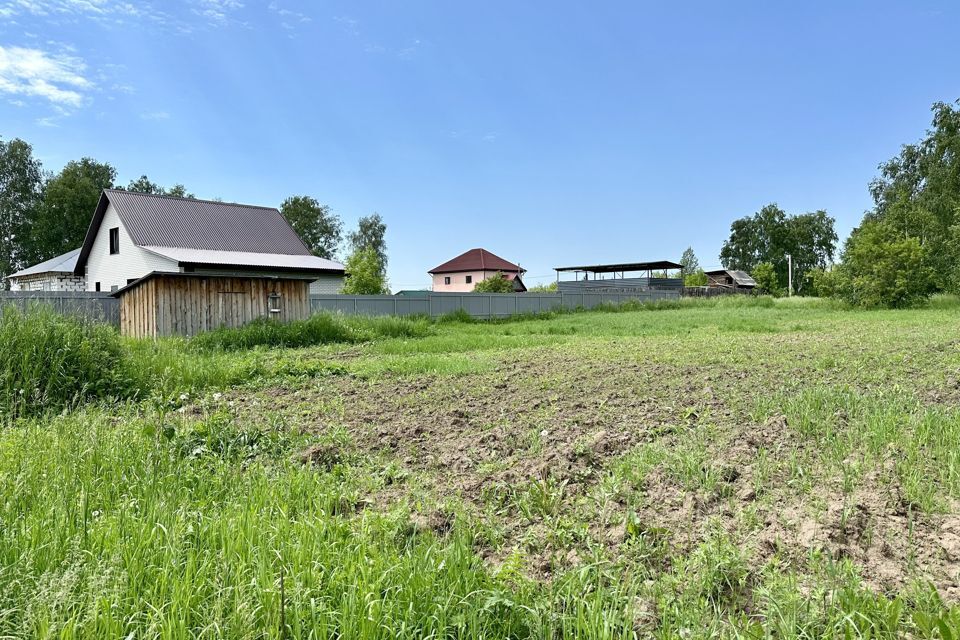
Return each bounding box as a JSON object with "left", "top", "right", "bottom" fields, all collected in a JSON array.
[
  {"left": 348, "top": 213, "right": 387, "bottom": 273},
  {"left": 720, "top": 204, "right": 836, "bottom": 293},
  {"left": 865, "top": 100, "right": 960, "bottom": 292},
  {"left": 126, "top": 175, "right": 163, "bottom": 194},
  {"left": 752, "top": 262, "right": 781, "bottom": 296},
  {"left": 28, "top": 158, "right": 116, "bottom": 264},
  {"left": 0, "top": 138, "right": 44, "bottom": 286},
  {"left": 126, "top": 175, "right": 194, "bottom": 198},
  {"left": 166, "top": 184, "right": 193, "bottom": 198},
  {"left": 473, "top": 272, "right": 515, "bottom": 293},
  {"left": 280, "top": 196, "right": 342, "bottom": 259},
  {"left": 679, "top": 246, "right": 700, "bottom": 274},
  {"left": 834, "top": 220, "right": 934, "bottom": 308},
  {"left": 340, "top": 247, "right": 389, "bottom": 294}
]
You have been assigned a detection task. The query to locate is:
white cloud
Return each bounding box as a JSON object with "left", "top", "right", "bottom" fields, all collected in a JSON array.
[
  {"left": 192, "top": 0, "right": 243, "bottom": 25},
  {"left": 0, "top": 0, "right": 156, "bottom": 22},
  {"left": 140, "top": 110, "right": 168, "bottom": 120},
  {"left": 333, "top": 14, "right": 359, "bottom": 36},
  {"left": 268, "top": 1, "right": 309, "bottom": 23},
  {"left": 0, "top": 44, "right": 91, "bottom": 107}
]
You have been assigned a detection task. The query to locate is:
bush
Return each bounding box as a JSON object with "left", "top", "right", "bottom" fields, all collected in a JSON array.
[
  {"left": 752, "top": 262, "right": 782, "bottom": 296},
  {"left": 833, "top": 220, "right": 935, "bottom": 308},
  {"left": 0, "top": 305, "right": 127, "bottom": 420},
  {"left": 473, "top": 272, "right": 516, "bottom": 293},
  {"left": 808, "top": 267, "right": 839, "bottom": 298},
  {"left": 683, "top": 269, "right": 708, "bottom": 287},
  {"left": 527, "top": 282, "right": 558, "bottom": 293}
]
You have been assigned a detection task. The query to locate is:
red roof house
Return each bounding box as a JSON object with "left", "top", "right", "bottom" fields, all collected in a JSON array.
[{"left": 428, "top": 248, "right": 526, "bottom": 292}]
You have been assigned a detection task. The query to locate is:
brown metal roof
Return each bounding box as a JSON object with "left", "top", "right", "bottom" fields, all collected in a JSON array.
[
  {"left": 428, "top": 248, "right": 523, "bottom": 274},
  {"left": 106, "top": 190, "right": 311, "bottom": 254},
  {"left": 75, "top": 190, "right": 314, "bottom": 274}
]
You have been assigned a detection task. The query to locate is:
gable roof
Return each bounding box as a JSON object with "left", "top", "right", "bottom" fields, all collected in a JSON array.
[
  {"left": 705, "top": 269, "right": 757, "bottom": 287},
  {"left": 429, "top": 248, "right": 523, "bottom": 274},
  {"left": 75, "top": 190, "right": 322, "bottom": 274},
  {"left": 7, "top": 248, "right": 80, "bottom": 280}
]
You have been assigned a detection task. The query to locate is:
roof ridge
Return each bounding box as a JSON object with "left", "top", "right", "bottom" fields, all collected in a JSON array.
[{"left": 105, "top": 188, "right": 278, "bottom": 212}]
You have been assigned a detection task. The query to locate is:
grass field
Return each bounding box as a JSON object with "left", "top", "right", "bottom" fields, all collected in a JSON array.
[{"left": 2, "top": 298, "right": 960, "bottom": 638}]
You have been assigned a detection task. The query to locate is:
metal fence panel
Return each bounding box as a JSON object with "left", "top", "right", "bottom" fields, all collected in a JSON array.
[
  {"left": 310, "top": 290, "right": 678, "bottom": 320},
  {"left": 0, "top": 292, "right": 120, "bottom": 326},
  {"left": 0, "top": 289, "right": 678, "bottom": 329}
]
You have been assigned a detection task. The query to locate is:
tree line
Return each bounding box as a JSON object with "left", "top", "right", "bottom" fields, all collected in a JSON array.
[
  {"left": 0, "top": 138, "right": 388, "bottom": 293},
  {"left": 681, "top": 98, "right": 959, "bottom": 308}
]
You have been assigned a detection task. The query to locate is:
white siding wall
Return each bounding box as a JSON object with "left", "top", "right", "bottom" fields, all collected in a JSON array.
[
  {"left": 309, "top": 275, "right": 345, "bottom": 294},
  {"left": 84, "top": 203, "right": 178, "bottom": 291}
]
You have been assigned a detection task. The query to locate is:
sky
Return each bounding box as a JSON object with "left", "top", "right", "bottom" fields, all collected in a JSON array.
[{"left": 1, "top": 1, "right": 958, "bottom": 290}]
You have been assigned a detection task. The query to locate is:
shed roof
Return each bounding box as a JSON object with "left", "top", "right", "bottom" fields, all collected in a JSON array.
[
  {"left": 110, "top": 270, "right": 319, "bottom": 298},
  {"left": 554, "top": 260, "right": 683, "bottom": 273},
  {"left": 429, "top": 248, "right": 523, "bottom": 274},
  {"left": 705, "top": 269, "right": 757, "bottom": 286},
  {"left": 75, "top": 190, "right": 321, "bottom": 274},
  {"left": 7, "top": 248, "right": 80, "bottom": 279}
]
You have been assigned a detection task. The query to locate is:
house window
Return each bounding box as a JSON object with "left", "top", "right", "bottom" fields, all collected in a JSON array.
[
  {"left": 95, "top": 282, "right": 101, "bottom": 292},
  {"left": 109, "top": 227, "right": 119, "bottom": 254},
  {"left": 465, "top": 275, "right": 472, "bottom": 284},
  {"left": 268, "top": 292, "right": 282, "bottom": 314},
  {"left": 444, "top": 276, "right": 451, "bottom": 285}
]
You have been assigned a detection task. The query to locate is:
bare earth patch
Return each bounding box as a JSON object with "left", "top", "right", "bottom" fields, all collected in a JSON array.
[{"left": 223, "top": 338, "right": 960, "bottom": 601}]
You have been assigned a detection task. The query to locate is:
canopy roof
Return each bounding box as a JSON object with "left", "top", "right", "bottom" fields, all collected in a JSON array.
[{"left": 554, "top": 260, "right": 683, "bottom": 273}]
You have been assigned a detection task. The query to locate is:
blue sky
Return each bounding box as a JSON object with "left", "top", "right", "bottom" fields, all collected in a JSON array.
[{"left": 1, "top": 1, "right": 958, "bottom": 289}]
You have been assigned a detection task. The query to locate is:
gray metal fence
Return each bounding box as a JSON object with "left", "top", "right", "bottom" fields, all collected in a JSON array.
[
  {"left": 310, "top": 290, "right": 679, "bottom": 319},
  {"left": 0, "top": 289, "right": 680, "bottom": 329},
  {"left": 0, "top": 292, "right": 120, "bottom": 326}
]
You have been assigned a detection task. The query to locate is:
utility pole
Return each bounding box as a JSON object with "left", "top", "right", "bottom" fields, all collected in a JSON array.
[{"left": 786, "top": 254, "right": 793, "bottom": 297}]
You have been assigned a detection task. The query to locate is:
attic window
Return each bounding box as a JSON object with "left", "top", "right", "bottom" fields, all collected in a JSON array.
[
  {"left": 444, "top": 276, "right": 451, "bottom": 285},
  {"left": 268, "top": 292, "right": 282, "bottom": 314},
  {"left": 465, "top": 275, "right": 472, "bottom": 284},
  {"left": 109, "top": 228, "right": 119, "bottom": 254}
]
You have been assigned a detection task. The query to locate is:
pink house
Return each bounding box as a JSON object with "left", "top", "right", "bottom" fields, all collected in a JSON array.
[{"left": 429, "top": 248, "right": 527, "bottom": 292}]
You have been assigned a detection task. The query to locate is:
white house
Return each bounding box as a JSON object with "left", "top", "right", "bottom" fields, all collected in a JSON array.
[
  {"left": 6, "top": 248, "right": 85, "bottom": 291},
  {"left": 74, "top": 189, "right": 345, "bottom": 294}
]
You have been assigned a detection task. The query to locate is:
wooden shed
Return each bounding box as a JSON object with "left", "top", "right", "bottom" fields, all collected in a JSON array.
[{"left": 115, "top": 272, "right": 311, "bottom": 338}]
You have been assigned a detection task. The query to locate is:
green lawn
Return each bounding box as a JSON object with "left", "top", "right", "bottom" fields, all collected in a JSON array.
[{"left": 2, "top": 298, "right": 960, "bottom": 638}]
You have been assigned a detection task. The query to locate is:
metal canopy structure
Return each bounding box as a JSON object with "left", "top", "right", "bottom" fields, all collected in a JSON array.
[{"left": 554, "top": 260, "right": 683, "bottom": 274}]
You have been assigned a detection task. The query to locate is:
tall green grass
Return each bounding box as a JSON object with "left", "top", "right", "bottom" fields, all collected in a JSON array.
[
  {"left": 191, "top": 313, "right": 434, "bottom": 351},
  {"left": 0, "top": 305, "right": 127, "bottom": 420},
  {"left": 0, "top": 409, "right": 641, "bottom": 639}
]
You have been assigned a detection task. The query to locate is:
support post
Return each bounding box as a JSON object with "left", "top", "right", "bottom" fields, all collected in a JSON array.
[{"left": 787, "top": 254, "right": 793, "bottom": 297}]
